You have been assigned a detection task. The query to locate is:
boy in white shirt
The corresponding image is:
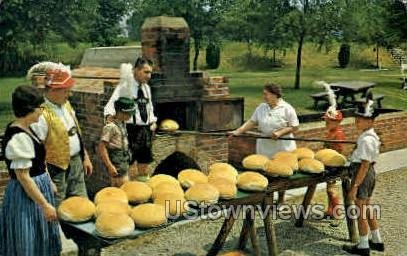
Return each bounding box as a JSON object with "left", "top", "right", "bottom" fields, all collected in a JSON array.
[{"left": 343, "top": 93, "right": 384, "bottom": 256}]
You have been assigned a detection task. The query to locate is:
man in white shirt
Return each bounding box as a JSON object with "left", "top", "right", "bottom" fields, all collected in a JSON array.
[
  {"left": 30, "top": 63, "right": 93, "bottom": 206},
  {"left": 104, "top": 58, "right": 157, "bottom": 181}
]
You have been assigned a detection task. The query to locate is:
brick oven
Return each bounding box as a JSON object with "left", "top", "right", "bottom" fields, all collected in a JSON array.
[{"left": 68, "top": 16, "right": 244, "bottom": 196}]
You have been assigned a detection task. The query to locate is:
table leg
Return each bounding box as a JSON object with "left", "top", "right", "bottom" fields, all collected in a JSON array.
[
  {"left": 262, "top": 192, "right": 278, "bottom": 256},
  {"left": 250, "top": 221, "right": 261, "bottom": 256},
  {"left": 207, "top": 208, "right": 238, "bottom": 256},
  {"left": 238, "top": 208, "right": 253, "bottom": 250},
  {"left": 295, "top": 184, "right": 317, "bottom": 227},
  {"left": 341, "top": 177, "right": 359, "bottom": 243}
]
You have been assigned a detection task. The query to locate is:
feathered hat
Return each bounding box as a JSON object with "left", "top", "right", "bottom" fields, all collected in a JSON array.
[
  {"left": 27, "top": 62, "right": 74, "bottom": 89},
  {"left": 354, "top": 91, "right": 379, "bottom": 119},
  {"left": 315, "top": 81, "right": 343, "bottom": 121},
  {"left": 116, "top": 63, "right": 135, "bottom": 98}
]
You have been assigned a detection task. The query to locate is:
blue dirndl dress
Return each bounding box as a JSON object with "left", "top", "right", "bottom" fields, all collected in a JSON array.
[{"left": 0, "top": 125, "right": 61, "bottom": 256}]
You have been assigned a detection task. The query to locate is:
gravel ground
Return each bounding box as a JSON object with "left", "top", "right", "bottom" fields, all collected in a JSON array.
[{"left": 101, "top": 168, "right": 407, "bottom": 256}]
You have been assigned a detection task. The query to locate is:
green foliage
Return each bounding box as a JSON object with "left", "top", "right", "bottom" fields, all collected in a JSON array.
[
  {"left": 89, "top": 0, "right": 131, "bottom": 46},
  {"left": 0, "top": 0, "right": 97, "bottom": 75},
  {"left": 205, "top": 43, "right": 221, "bottom": 69},
  {"left": 338, "top": 44, "right": 351, "bottom": 68}
]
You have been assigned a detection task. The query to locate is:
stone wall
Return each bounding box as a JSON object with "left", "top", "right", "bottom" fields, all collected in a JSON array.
[{"left": 229, "top": 111, "right": 407, "bottom": 165}]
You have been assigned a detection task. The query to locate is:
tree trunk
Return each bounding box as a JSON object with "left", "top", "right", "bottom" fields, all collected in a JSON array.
[
  {"left": 376, "top": 43, "right": 380, "bottom": 69},
  {"left": 273, "top": 49, "right": 276, "bottom": 63},
  {"left": 193, "top": 38, "right": 200, "bottom": 71},
  {"left": 294, "top": 34, "right": 305, "bottom": 89}
]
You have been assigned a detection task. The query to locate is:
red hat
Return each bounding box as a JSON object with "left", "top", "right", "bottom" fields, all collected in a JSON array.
[
  {"left": 45, "top": 69, "right": 75, "bottom": 89},
  {"left": 323, "top": 109, "right": 343, "bottom": 121}
]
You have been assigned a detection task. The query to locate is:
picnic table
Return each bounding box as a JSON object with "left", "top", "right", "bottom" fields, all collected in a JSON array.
[
  {"left": 208, "top": 166, "right": 357, "bottom": 256},
  {"left": 330, "top": 81, "right": 375, "bottom": 108}
]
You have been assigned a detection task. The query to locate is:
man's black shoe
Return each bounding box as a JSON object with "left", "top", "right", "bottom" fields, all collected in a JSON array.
[
  {"left": 343, "top": 244, "right": 370, "bottom": 256},
  {"left": 369, "top": 240, "right": 384, "bottom": 251}
]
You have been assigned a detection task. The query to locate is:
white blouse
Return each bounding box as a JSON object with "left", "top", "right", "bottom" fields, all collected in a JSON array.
[
  {"left": 250, "top": 100, "right": 299, "bottom": 158},
  {"left": 5, "top": 132, "right": 35, "bottom": 170}
]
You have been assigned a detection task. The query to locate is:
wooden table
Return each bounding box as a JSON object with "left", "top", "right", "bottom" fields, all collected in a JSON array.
[
  {"left": 208, "top": 167, "right": 357, "bottom": 256},
  {"left": 59, "top": 190, "right": 263, "bottom": 256},
  {"left": 330, "top": 81, "right": 375, "bottom": 108}
]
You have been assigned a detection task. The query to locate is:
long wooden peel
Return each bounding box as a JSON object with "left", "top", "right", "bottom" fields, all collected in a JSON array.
[{"left": 157, "top": 130, "right": 357, "bottom": 144}]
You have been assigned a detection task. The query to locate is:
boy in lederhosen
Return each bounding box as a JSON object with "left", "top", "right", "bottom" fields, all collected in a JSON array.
[
  {"left": 319, "top": 81, "right": 345, "bottom": 224},
  {"left": 343, "top": 93, "right": 384, "bottom": 256},
  {"left": 99, "top": 97, "right": 136, "bottom": 187}
]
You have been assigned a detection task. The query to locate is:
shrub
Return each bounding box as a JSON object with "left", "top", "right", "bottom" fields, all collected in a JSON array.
[
  {"left": 338, "top": 43, "right": 350, "bottom": 68},
  {"left": 206, "top": 43, "right": 221, "bottom": 69}
]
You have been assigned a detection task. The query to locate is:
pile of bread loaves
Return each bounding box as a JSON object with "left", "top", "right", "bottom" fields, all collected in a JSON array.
[
  {"left": 242, "top": 147, "right": 347, "bottom": 177},
  {"left": 57, "top": 163, "right": 269, "bottom": 238}
]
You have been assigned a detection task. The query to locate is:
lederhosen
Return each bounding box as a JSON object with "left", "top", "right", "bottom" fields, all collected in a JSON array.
[
  {"left": 108, "top": 120, "right": 130, "bottom": 176},
  {"left": 349, "top": 134, "right": 378, "bottom": 199},
  {"left": 127, "top": 86, "right": 153, "bottom": 164}
]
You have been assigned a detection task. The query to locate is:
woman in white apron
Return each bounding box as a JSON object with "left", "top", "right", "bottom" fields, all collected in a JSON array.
[{"left": 230, "top": 83, "right": 299, "bottom": 205}]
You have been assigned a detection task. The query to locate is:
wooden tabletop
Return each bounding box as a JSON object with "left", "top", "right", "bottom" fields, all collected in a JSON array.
[{"left": 330, "top": 81, "right": 375, "bottom": 92}]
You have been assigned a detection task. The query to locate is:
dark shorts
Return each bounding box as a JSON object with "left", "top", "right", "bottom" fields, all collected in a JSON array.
[
  {"left": 126, "top": 124, "right": 153, "bottom": 164},
  {"left": 108, "top": 148, "right": 130, "bottom": 176},
  {"left": 350, "top": 162, "right": 376, "bottom": 199}
]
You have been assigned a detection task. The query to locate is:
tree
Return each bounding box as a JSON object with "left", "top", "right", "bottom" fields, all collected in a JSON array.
[
  {"left": 220, "top": 0, "right": 263, "bottom": 59},
  {"left": 89, "top": 0, "right": 132, "bottom": 46},
  {"left": 284, "top": 0, "right": 344, "bottom": 89},
  {"left": 0, "top": 0, "right": 97, "bottom": 75}
]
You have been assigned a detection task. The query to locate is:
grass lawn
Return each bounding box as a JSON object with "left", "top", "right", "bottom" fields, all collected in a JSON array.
[
  {"left": 0, "top": 77, "right": 26, "bottom": 129},
  {"left": 0, "top": 42, "right": 406, "bottom": 130},
  {"left": 204, "top": 42, "right": 406, "bottom": 118}
]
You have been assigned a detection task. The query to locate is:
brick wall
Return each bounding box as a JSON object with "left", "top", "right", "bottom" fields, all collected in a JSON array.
[
  {"left": 203, "top": 76, "right": 230, "bottom": 98},
  {"left": 228, "top": 111, "right": 407, "bottom": 165}
]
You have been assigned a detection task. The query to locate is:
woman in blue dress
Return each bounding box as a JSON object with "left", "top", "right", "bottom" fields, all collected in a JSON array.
[{"left": 0, "top": 85, "right": 61, "bottom": 256}]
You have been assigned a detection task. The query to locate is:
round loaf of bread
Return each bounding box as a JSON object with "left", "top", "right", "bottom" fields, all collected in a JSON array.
[
  {"left": 58, "top": 196, "right": 96, "bottom": 222},
  {"left": 185, "top": 183, "right": 219, "bottom": 205},
  {"left": 237, "top": 171, "right": 268, "bottom": 191},
  {"left": 242, "top": 154, "right": 269, "bottom": 170},
  {"left": 94, "top": 187, "right": 128, "bottom": 205},
  {"left": 209, "top": 178, "right": 237, "bottom": 199},
  {"left": 178, "top": 169, "right": 208, "bottom": 188},
  {"left": 154, "top": 192, "right": 189, "bottom": 216},
  {"left": 315, "top": 149, "right": 347, "bottom": 167},
  {"left": 264, "top": 159, "right": 293, "bottom": 177},
  {"left": 272, "top": 151, "right": 298, "bottom": 171},
  {"left": 95, "top": 201, "right": 131, "bottom": 217},
  {"left": 298, "top": 158, "right": 325, "bottom": 174},
  {"left": 95, "top": 213, "right": 134, "bottom": 238},
  {"left": 152, "top": 181, "right": 184, "bottom": 199},
  {"left": 292, "top": 147, "right": 315, "bottom": 159},
  {"left": 120, "top": 181, "right": 152, "bottom": 204},
  {"left": 147, "top": 174, "right": 180, "bottom": 190},
  {"left": 208, "top": 163, "right": 238, "bottom": 184},
  {"left": 130, "top": 203, "right": 167, "bottom": 228},
  {"left": 159, "top": 119, "right": 179, "bottom": 131}
]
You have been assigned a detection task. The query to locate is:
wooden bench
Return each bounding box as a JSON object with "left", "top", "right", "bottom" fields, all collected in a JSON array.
[
  {"left": 310, "top": 92, "right": 329, "bottom": 109},
  {"left": 353, "top": 94, "right": 384, "bottom": 108}
]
